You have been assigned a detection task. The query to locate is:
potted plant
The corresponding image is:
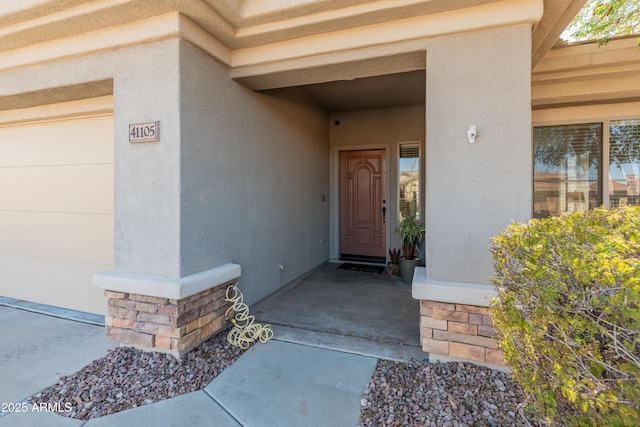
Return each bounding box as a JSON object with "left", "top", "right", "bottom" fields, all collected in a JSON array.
[
  {"left": 387, "top": 248, "right": 401, "bottom": 276},
  {"left": 394, "top": 215, "right": 425, "bottom": 284}
]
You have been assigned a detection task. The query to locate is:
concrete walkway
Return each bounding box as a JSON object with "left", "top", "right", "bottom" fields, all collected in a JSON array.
[
  {"left": 0, "top": 305, "right": 116, "bottom": 405},
  {"left": 0, "top": 306, "right": 378, "bottom": 427},
  {"left": 1, "top": 265, "right": 426, "bottom": 426}
]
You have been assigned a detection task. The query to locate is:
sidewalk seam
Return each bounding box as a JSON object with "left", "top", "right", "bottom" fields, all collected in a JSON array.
[
  {"left": 0, "top": 299, "right": 104, "bottom": 326},
  {"left": 202, "top": 388, "right": 246, "bottom": 427}
]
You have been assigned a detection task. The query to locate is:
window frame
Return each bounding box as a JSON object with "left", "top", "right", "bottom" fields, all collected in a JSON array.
[
  {"left": 397, "top": 141, "right": 422, "bottom": 222},
  {"left": 532, "top": 114, "right": 640, "bottom": 217}
]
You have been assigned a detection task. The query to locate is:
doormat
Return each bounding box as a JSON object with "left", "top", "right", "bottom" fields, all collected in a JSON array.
[{"left": 337, "top": 263, "right": 385, "bottom": 274}]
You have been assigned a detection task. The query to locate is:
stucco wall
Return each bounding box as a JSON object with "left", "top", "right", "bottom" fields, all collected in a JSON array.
[
  {"left": 0, "top": 38, "right": 329, "bottom": 306},
  {"left": 0, "top": 23, "right": 535, "bottom": 307},
  {"left": 0, "top": 39, "right": 185, "bottom": 279},
  {"left": 424, "top": 25, "right": 533, "bottom": 284},
  {"left": 0, "top": 3, "right": 595, "bottom": 319},
  {"left": 112, "top": 40, "right": 183, "bottom": 279},
  {"left": 178, "top": 41, "right": 330, "bottom": 304},
  {"left": 329, "top": 105, "right": 425, "bottom": 256}
]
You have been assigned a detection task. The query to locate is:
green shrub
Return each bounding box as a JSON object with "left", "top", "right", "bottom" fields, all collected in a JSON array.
[{"left": 490, "top": 207, "right": 640, "bottom": 426}]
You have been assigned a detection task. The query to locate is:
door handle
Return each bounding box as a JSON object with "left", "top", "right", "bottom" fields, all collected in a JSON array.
[{"left": 382, "top": 206, "right": 386, "bottom": 223}]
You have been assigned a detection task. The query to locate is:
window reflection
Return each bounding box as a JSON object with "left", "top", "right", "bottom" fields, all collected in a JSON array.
[
  {"left": 533, "top": 123, "right": 602, "bottom": 218},
  {"left": 399, "top": 144, "right": 420, "bottom": 220},
  {"left": 609, "top": 119, "right": 640, "bottom": 208}
]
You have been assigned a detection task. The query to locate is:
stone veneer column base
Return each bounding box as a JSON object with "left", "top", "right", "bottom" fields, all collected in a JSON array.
[
  {"left": 104, "top": 281, "right": 231, "bottom": 358},
  {"left": 412, "top": 267, "right": 509, "bottom": 372},
  {"left": 419, "top": 300, "right": 506, "bottom": 367},
  {"left": 94, "top": 263, "right": 241, "bottom": 358}
]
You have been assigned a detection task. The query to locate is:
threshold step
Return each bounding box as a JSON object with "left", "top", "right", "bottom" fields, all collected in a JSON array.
[{"left": 269, "top": 324, "right": 428, "bottom": 363}]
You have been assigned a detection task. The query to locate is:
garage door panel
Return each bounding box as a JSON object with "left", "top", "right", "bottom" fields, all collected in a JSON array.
[
  {"left": 0, "top": 112, "right": 113, "bottom": 316},
  {"left": 0, "top": 116, "right": 113, "bottom": 167},
  {"left": 0, "top": 253, "right": 108, "bottom": 315},
  {"left": 0, "top": 211, "right": 113, "bottom": 265},
  {"left": 0, "top": 164, "right": 113, "bottom": 214}
]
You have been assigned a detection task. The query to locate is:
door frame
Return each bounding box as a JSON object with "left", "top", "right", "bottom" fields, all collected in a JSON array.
[{"left": 330, "top": 144, "right": 391, "bottom": 263}]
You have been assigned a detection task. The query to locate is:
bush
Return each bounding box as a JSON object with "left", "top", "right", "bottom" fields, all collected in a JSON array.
[{"left": 490, "top": 207, "right": 640, "bottom": 426}]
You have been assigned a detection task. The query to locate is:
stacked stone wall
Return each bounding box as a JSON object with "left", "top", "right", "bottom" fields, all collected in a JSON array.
[
  {"left": 419, "top": 300, "right": 505, "bottom": 366},
  {"left": 105, "top": 280, "right": 232, "bottom": 357}
]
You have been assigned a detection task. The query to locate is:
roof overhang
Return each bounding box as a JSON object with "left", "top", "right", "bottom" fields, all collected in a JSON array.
[
  {"left": 532, "top": 35, "right": 640, "bottom": 110},
  {"left": 0, "top": 0, "right": 584, "bottom": 73},
  {"left": 0, "top": 0, "right": 586, "bottom": 111}
]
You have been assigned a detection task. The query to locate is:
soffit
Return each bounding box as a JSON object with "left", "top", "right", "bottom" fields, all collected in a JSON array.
[
  {"left": 531, "top": 0, "right": 587, "bottom": 67},
  {"left": 0, "top": 0, "right": 567, "bottom": 54},
  {"left": 0, "top": 0, "right": 583, "bottom": 111},
  {"left": 532, "top": 36, "right": 640, "bottom": 109},
  {"left": 0, "top": 1, "right": 489, "bottom": 52}
]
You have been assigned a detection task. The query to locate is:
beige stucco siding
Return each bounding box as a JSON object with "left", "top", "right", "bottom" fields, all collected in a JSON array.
[
  {"left": 424, "top": 25, "right": 533, "bottom": 284},
  {"left": 175, "top": 40, "right": 330, "bottom": 304},
  {"left": 0, "top": 114, "right": 114, "bottom": 315}
]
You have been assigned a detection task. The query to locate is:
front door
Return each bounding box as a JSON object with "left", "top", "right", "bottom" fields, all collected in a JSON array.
[{"left": 339, "top": 149, "right": 386, "bottom": 263}]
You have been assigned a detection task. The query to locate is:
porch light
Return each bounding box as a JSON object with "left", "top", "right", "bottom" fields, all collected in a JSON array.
[{"left": 467, "top": 125, "right": 477, "bottom": 144}]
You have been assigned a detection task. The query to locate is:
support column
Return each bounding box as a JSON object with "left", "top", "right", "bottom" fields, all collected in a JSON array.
[
  {"left": 422, "top": 25, "right": 532, "bottom": 285},
  {"left": 93, "top": 39, "right": 240, "bottom": 357},
  {"left": 414, "top": 25, "right": 533, "bottom": 369}
]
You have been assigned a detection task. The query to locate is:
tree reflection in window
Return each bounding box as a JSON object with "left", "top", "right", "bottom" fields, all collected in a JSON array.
[
  {"left": 399, "top": 144, "right": 420, "bottom": 220},
  {"left": 609, "top": 119, "right": 640, "bottom": 207},
  {"left": 533, "top": 123, "right": 602, "bottom": 218},
  {"left": 533, "top": 118, "right": 640, "bottom": 217}
]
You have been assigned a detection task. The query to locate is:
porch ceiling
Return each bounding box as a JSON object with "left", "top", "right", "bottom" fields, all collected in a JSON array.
[{"left": 263, "top": 70, "right": 426, "bottom": 113}]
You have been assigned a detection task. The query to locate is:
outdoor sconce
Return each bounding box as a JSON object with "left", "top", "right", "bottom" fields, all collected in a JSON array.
[{"left": 467, "top": 125, "right": 477, "bottom": 144}]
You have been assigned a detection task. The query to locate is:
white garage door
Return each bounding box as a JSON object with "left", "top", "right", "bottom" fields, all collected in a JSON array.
[{"left": 0, "top": 114, "right": 114, "bottom": 315}]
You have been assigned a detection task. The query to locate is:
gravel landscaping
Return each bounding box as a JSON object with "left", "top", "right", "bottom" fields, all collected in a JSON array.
[
  {"left": 30, "top": 330, "right": 527, "bottom": 425},
  {"left": 359, "top": 359, "right": 528, "bottom": 427},
  {"left": 29, "top": 331, "right": 248, "bottom": 420}
]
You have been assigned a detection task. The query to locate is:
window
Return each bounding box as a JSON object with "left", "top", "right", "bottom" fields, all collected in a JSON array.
[
  {"left": 399, "top": 143, "right": 420, "bottom": 220},
  {"left": 609, "top": 119, "right": 640, "bottom": 208},
  {"left": 533, "top": 118, "right": 640, "bottom": 218}
]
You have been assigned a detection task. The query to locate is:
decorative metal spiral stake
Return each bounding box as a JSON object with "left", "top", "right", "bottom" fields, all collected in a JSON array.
[{"left": 225, "top": 283, "right": 273, "bottom": 349}]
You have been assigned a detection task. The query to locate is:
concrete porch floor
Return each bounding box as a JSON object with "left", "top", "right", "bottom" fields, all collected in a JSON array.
[{"left": 252, "top": 262, "right": 426, "bottom": 362}]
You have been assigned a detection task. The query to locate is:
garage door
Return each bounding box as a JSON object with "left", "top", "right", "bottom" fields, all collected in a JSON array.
[{"left": 0, "top": 114, "right": 114, "bottom": 315}]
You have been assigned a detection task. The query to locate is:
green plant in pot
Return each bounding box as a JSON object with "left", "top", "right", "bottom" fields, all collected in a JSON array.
[
  {"left": 394, "top": 215, "right": 425, "bottom": 284},
  {"left": 387, "top": 248, "right": 401, "bottom": 276}
]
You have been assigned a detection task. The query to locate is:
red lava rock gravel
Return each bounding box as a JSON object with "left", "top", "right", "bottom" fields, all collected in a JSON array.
[
  {"left": 29, "top": 330, "right": 527, "bottom": 426},
  {"left": 359, "top": 359, "right": 528, "bottom": 427},
  {"left": 29, "top": 331, "right": 248, "bottom": 420}
]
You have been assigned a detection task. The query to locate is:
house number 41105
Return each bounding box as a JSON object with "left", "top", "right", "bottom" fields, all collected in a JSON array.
[{"left": 129, "top": 121, "right": 159, "bottom": 143}]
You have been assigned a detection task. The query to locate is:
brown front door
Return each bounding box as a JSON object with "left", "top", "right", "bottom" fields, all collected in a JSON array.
[{"left": 339, "top": 149, "right": 386, "bottom": 263}]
